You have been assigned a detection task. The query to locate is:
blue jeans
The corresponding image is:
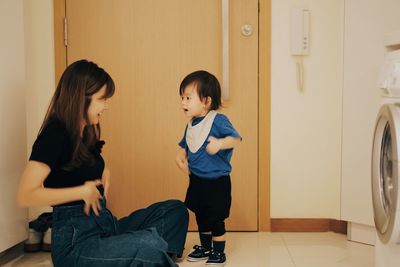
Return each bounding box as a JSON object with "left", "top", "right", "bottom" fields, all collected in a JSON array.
[{"left": 51, "top": 199, "right": 188, "bottom": 267}]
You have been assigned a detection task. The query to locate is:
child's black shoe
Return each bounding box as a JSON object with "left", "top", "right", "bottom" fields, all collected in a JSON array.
[
  {"left": 186, "top": 245, "right": 210, "bottom": 261},
  {"left": 205, "top": 250, "right": 226, "bottom": 266}
]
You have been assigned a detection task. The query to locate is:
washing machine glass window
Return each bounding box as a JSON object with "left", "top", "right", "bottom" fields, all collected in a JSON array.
[
  {"left": 381, "top": 123, "right": 393, "bottom": 214},
  {"left": 372, "top": 103, "right": 400, "bottom": 244}
]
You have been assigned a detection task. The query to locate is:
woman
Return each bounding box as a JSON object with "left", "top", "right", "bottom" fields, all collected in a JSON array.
[{"left": 17, "top": 59, "right": 188, "bottom": 267}]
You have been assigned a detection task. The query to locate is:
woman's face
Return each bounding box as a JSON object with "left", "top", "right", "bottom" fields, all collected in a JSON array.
[{"left": 87, "top": 86, "right": 108, "bottom": 125}]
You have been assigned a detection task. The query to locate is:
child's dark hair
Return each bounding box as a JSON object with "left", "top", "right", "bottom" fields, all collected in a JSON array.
[{"left": 179, "top": 70, "right": 221, "bottom": 110}]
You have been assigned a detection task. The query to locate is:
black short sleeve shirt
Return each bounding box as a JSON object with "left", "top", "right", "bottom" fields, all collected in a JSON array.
[{"left": 29, "top": 120, "right": 105, "bottom": 205}]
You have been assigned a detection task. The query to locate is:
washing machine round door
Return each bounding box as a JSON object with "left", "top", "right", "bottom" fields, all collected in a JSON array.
[{"left": 372, "top": 103, "right": 400, "bottom": 244}]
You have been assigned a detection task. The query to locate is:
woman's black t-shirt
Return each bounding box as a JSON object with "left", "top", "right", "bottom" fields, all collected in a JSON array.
[{"left": 29, "top": 120, "right": 105, "bottom": 206}]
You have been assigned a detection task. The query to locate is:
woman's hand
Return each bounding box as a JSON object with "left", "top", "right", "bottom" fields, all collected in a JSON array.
[
  {"left": 102, "top": 167, "right": 111, "bottom": 199},
  {"left": 176, "top": 148, "right": 190, "bottom": 175},
  {"left": 81, "top": 180, "right": 103, "bottom": 216}
]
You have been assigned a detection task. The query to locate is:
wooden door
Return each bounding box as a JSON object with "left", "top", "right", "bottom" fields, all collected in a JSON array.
[{"left": 63, "top": 0, "right": 258, "bottom": 230}]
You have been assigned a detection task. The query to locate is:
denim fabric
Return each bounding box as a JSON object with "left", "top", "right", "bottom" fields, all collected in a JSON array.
[{"left": 51, "top": 199, "right": 188, "bottom": 267}]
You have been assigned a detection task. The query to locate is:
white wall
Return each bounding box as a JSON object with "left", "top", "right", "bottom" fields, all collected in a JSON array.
[
  {"left": 0, "top": 0, "right": 54, "bottom": 252},
  {"left": 0, "top": 0, "right": 28, "bottom": 252},
  {"left": 24, "top": 0, "right": 55, "bottom": 220},
  {"left": 341, "top": 0, "right": 400, "bottom": 226},
  {"left": 271, "top": 0, "right": 344, "bottom": 219}
]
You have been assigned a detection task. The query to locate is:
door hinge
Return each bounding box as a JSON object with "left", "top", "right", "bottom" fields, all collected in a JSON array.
[{"left": 63, "top": 17, "right": 68, "bottom": 47}]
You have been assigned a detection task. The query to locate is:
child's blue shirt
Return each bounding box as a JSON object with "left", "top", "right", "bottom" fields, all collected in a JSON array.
[{"left": 179, "top": 113, "right": 241, "bottom": 179}]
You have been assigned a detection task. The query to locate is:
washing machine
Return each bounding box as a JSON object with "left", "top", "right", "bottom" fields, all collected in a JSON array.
[{"left": 372, "top": 48, "right": 400, "bottom": 267}]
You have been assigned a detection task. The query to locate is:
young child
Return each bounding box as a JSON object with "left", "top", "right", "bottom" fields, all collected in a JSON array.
[{"left": 176, "top": 70, "right": 241, "bottom": 265}]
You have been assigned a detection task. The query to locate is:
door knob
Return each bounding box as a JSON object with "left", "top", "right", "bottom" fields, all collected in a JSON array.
[{"left": 241, "top": 24, "right": 253, "bottom": 36}]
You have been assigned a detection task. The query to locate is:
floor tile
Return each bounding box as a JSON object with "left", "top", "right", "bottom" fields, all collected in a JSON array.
[{"left": 2, "top": 232, "right": 374, "bottom": 267}]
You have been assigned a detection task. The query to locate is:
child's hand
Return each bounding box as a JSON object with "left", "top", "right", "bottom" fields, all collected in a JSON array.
[
  {"left": 206, "top": 136, "right": 222, "bottom": 155},
  {"left": 176, "top": 148, "right": 190, "bottom": 175}
]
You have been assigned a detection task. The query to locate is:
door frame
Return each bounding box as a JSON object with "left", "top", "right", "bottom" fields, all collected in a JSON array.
[{"left": 53, "top": 0, "right": 271, "bottom": 231}]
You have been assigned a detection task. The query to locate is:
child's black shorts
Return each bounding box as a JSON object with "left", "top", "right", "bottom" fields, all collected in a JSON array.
[{"left": 184, "top": 174, "right": 231, "bottom": 221}]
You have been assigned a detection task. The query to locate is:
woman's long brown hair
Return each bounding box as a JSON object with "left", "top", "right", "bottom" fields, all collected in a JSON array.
[{"left": 40, "top": 59, "right": 115, "bottom": 170}]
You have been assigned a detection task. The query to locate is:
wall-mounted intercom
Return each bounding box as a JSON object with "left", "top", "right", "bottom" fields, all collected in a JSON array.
[
  {"left": 291, "top": 7, "right": 310, "bottom": 56},
  {"left": 291, "top": 7, "right": 310, "bottom": 91}
]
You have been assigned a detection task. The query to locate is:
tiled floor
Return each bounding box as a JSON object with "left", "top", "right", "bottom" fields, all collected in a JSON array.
[{"left": 3, "top": 232, "right": 374, "bottom": 267}]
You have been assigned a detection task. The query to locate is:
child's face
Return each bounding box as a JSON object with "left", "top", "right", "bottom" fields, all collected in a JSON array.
[
  {"left": 87, "top": 86, "right": 109, "bottom": 125},
  {"left": 181, "top": 84, "right": 209, "bottom": 118}
]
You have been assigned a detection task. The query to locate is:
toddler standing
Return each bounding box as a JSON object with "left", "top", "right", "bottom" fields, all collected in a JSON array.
[{"left": 176, "top": 70, "right": 241, "bottom": 266}]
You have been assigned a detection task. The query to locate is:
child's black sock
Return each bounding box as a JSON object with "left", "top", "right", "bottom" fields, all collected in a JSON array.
[
  {"left": 199, "top": 233, "right": 212, "bottom": 250},
  {"left": 212, "top": 240, "right": 226, "bottom": 253}
]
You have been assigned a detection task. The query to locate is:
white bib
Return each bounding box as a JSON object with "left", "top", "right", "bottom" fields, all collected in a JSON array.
[{"left": 186, "top": 110, "right": 217, "bottom": 153}]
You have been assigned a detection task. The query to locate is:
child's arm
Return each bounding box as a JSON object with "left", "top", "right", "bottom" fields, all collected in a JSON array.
[
  {"left": 175, "top": 147, "right": 190, "bottom": 175},
  {"left": 206, "top": 136, "right": 241, "bottom": 155}
]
